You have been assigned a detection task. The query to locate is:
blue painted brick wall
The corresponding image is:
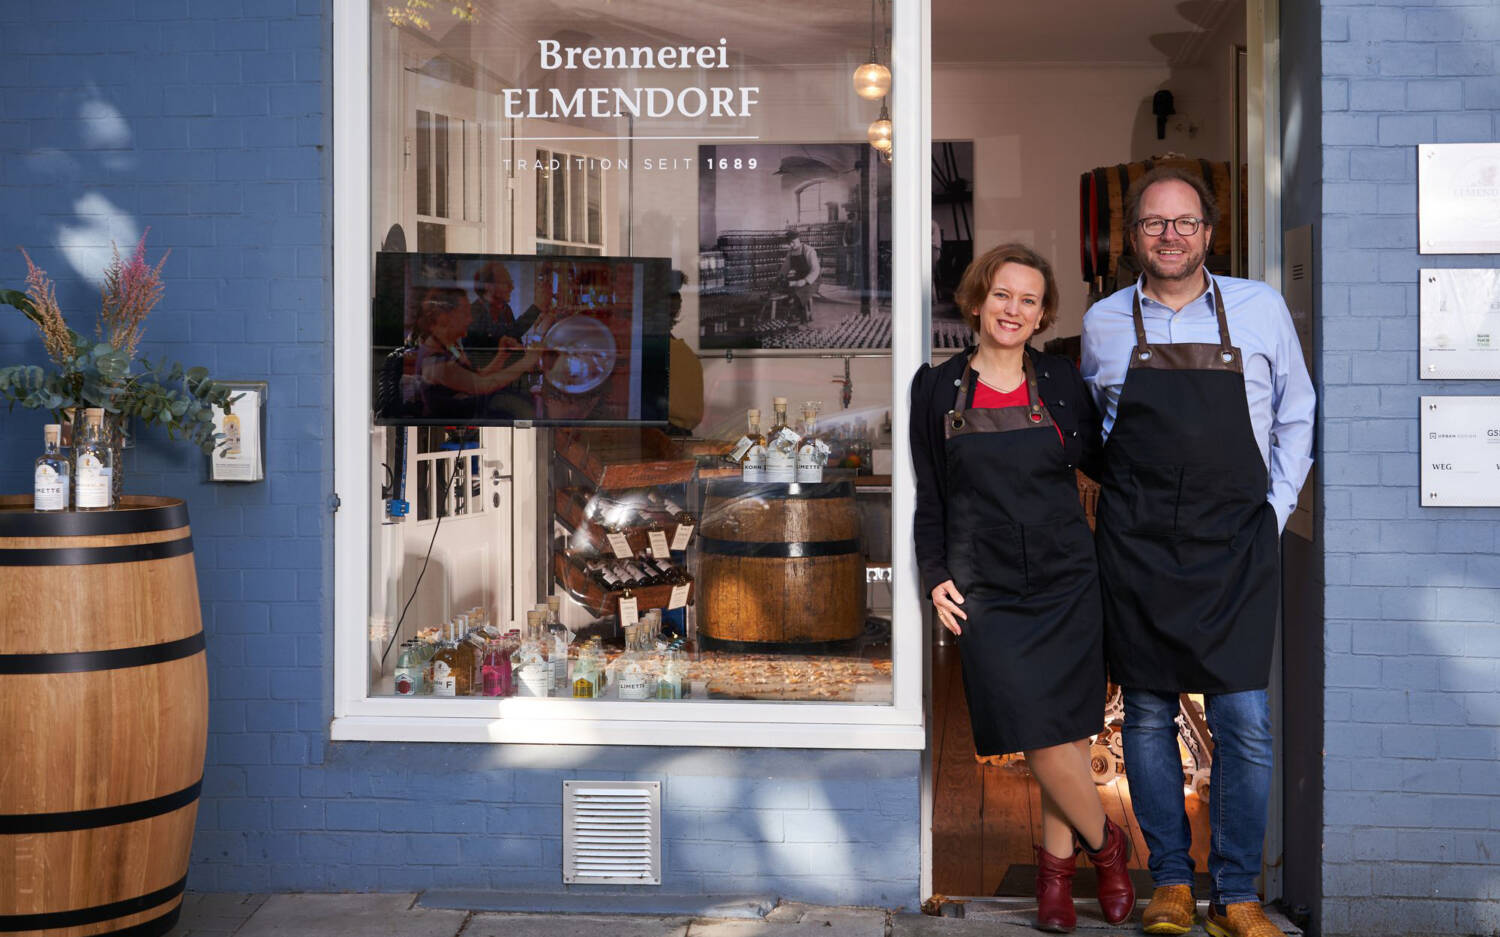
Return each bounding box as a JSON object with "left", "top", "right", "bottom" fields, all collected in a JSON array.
[
  {"left": 1321, "top": 4, "right": 1500, "bottom": 936},
  {"left": 1, "top": 0, "right": 922, "bottom": 911}
]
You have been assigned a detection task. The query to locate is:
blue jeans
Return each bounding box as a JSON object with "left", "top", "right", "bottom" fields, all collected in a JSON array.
[{"left": 1122, "top": 688, "right": 1271, "bottom": 906}]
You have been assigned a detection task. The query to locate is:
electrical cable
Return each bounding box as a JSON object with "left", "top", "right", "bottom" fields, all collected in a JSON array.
[{"left": 380, "top": 450, "right": 463, "bottom": 666}]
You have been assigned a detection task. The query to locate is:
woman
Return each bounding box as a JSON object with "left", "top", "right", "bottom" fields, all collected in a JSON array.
[
  {"left": 412, "top": 287, "right": 541, "bottom": 420},
  {"left": 910, "top": 244, "right": 1133, "bottom": 933}
]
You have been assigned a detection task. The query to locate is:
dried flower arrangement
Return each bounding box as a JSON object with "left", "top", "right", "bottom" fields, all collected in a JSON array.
[{"left": 1, "top": 233, "right": 237, "bottom": 458}]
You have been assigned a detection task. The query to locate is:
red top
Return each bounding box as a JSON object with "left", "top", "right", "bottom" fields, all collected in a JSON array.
[{"left": 973, "top": 378, "right": 1064, "bottom": 445}]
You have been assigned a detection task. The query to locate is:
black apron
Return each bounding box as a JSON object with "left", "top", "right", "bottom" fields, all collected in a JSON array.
[
  {"left": 944, "top": 353, "right": 1105, "bottom": 756},
  {"left": 1094, "top": 281, "right": 1279, "bottom": 693}
]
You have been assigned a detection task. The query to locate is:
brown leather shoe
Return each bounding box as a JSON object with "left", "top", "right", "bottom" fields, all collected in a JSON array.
[
  {"left": 1205, "top": 902, "right": 1282, "bottom": 937},
  {"left": 1034, "top": 844, "right": 1078, "bottom": 933},
  {"left": 1081, "top": 818, "right": 1135, "bottom": 925},
  {"left": 1141, "top": 884, "right": 1195, "bottom": 935}
]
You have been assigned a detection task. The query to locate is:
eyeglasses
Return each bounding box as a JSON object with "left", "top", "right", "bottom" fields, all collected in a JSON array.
[{"left": 1136, "top": 216, "right": 1204, "bottom": 237}]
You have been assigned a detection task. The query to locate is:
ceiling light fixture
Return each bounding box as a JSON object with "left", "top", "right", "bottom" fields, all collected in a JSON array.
[{"left": 853, "top": 0, "right": 891, "bottom": 100}]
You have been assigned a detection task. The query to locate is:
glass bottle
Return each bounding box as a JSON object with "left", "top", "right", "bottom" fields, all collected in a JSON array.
[
  {"left": 393, "top": 640, "right": 423, "bottom": 696},
  {"left": 795, "top": 405, "right": 828, "bottom": 483},
  {"left": 736, "top": 409, "right": 767, "bottom": 482},
  {"left": 34, "top": 423, "right": 70, "bottom": 512},
  {"left": 428, "top": 621, "right": 461, "bottom": 697},
  {"left": 764, "top": 396, "right": 801, "bottom": 482},
  {"left": 481, "top": 636, "right": 513, "bottom": 697},
  {"left": 74, "top": 408, "right": 113, "bottom": 511},
  {"left": 616, "top": 651, "right": 650, "bottom": 700},
  {"left": 513, "top": 610, "right": 551, "bottom": 697},
  {"left": 655, "top": 649, "right": 684, "bottom": 699},
  {"left": 571, "top": 641, "right": 600, "bottom": 698}
]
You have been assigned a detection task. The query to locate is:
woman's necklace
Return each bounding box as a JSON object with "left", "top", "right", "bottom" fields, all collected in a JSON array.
[{"left": 971, "top": 347, "right": 1025, "bottom": 394}]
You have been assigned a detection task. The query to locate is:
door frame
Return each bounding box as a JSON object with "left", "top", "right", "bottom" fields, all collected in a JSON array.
[{"left": 917, "top": 0, "right": 1285, "bottom": 904}]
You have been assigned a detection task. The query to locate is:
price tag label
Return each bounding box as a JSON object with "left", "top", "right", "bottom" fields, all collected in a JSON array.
[
  {"left": 648, "top": 529, "right": 670, "bottom": 557},
  {"left": 618, "top": 594, "right": 639, "bottom": 627},
  {"left": 607, "top": 532, "right": 632, "bottom": 558},
  {"left": 668, "top": 583, "right": 689, "bottom": 610},
  {"left": 670, "top": 522, "right": 694, "bottom": 552}
]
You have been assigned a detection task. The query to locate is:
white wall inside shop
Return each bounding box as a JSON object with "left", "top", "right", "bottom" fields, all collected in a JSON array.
[{"left": 930, "top": 61, "right": 1232, "bottom": 344}]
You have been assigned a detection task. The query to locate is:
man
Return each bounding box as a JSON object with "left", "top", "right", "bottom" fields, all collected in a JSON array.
[
  {"left": 466, "top": 262, "right": 541, "bottom": 367},
  {"left": 1080, "top": 168, "right": 1314, "bottom": 937},
  {"left": 778, "top": 228, "right": 820, "bottom": 322}
]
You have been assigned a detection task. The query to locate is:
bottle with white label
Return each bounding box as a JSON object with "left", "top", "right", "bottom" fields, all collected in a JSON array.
[
  {"left": 74, "top": 408, "right": 113, "bottom": 511},
  {"left": 764, "top": 396, "right": 801, "bottom": 482},
  {"left": 795, "top": 406, "right": 830, "bottom": 483},
  {"left": 428, "top": 621, "right": 460, "bottom": 697},
  {"left": 34, "top": 423, "right": 70, "bottom": 512},
  {"left": 730, "top": 409, "right": 766, "bottom": 482}
]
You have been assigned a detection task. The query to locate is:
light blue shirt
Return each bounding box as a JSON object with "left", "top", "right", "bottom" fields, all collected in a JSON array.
[{"left": 1081, "top": 273, "right": 1316, "bottom": 533}]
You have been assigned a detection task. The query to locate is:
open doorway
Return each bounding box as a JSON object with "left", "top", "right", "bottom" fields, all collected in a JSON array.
[{"left": 925, "top": 0, "right": 1272, "bottom": 902}]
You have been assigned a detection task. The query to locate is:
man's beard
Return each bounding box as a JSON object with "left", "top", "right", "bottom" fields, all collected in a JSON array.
[{"left": 1138, "top": 240, "right": 1208, "bottom": 282}]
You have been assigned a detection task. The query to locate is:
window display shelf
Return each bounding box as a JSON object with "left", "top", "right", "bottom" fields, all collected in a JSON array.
[
  {"left": 553, "top": 427, "right": 694, "bottom": 490},
  {"left": 553, "top": 551, "right": 694, "bottom": 619}
]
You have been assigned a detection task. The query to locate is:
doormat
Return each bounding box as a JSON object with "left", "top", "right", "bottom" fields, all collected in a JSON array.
[{"left": 995, "top": 867, "right": 1211, "bottom": 898}]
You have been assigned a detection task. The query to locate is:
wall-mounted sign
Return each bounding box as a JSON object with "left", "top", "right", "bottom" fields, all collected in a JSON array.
[
  {"left": 209, "top": 382, "right": 266, "bottom": 483},
  {"left": 1419, "top": 143, "right": 1500, "bottom": 254},
  {"left": 1420, "top": 396, "right": 1500, "bottom": 507},
  {"left": 1420, "top": 268, "right": 1500, "bottom": 379}
]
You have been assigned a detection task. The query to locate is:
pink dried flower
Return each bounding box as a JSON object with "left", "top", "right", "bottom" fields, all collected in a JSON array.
[{"left": 99, "top": 230, "right": 169, "bottom": 358}]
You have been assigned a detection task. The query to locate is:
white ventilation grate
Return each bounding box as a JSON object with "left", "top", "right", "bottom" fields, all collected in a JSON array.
[{"left": 562, "top": 780, "right": 661, "bottom": 885}]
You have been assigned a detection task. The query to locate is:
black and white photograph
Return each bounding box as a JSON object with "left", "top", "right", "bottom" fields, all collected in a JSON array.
[
  {"left": 931, "top": 140, "right": 974, "bottom": 350},
  {"left": 697, "top": 143, "right": 892, "bottom": 350}
]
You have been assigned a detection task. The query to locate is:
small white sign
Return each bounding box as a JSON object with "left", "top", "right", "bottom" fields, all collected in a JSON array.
[
  {"left": 1420, "top": 269, "right": 1500, "bottom": 380},
  {"left": 1419, "top": 144, "right": 1500, "bottom": 254},
  {"left": 647, "top": 529, "right": 670, "bottom": 557},
  {"left": 668, "top": 583, "right": 689, "bottom": 610},
  {"left": 1420, "top": 396, "right": 1500, "bottom": 507},
  {"left": 670, "top": 522, "right": 694, "bottom": 552},
  {"left": 210, "top": 384, "right": 265, "bottom": 482},
  {"left": 607, "top": 531, "right": 632, "bottom": 559},
  {"left": 618, "top": 594, "right": 639, "bottom": 627}
]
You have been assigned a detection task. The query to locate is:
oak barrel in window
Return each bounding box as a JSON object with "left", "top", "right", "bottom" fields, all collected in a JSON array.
[
  {"left": 0, "top": 496, "right": 206, "bottom": 937},
  {"left": 698, "top": 479, "right": 865, "bottom": 648}
]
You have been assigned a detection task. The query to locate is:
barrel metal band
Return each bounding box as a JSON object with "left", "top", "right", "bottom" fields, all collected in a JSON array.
[
  {"left": 0, "top": 875, "right": 186, "bottom": 932},
  {"left": 0, "top": 778, "right": 202, "bottom": 835},
  {"left": 0, "top": 501, "right": 189, "bottom": 538},
  {"left": 0, "top": 631, "right": 204, "bottom": 675},
  {"left": 699, "top": 537, "right": 860, "bottom": 558},
  {"left": 0, "top": 535, "right": 193, "bottom": 567}
]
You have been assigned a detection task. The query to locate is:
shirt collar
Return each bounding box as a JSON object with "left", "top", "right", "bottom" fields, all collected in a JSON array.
[{"left": 1134, "top": 270, "right": 1216, "bottom": 314}]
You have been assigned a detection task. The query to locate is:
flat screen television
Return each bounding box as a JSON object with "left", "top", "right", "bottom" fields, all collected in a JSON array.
[{"left": 372, "top": 251, "right": 673, "bottom": 426}]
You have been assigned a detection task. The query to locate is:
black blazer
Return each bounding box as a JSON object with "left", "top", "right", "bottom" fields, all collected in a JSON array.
[{"left": 908, "top": 345, "right": 1103, "bottom": 595}]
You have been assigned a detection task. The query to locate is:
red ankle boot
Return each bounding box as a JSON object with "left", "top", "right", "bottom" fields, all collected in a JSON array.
[
  {"left": 1034, "top": 844, "right": 1078, "bottom": 933},
  {"left": 1082, "top": 817, "right": 1135, "bottom": 925}
]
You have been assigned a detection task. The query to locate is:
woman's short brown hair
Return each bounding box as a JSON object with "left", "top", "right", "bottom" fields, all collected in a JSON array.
[{"left": 954, "top": 243, "right": 1059, "bottom": 335}]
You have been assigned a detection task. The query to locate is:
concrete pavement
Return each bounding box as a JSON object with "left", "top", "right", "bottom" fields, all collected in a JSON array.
[{"left": 170, "top": 893, "right": 1303, "bottom": 937}]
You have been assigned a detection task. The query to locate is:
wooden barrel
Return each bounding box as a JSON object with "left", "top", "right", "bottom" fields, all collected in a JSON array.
[
  {"left": 0, "top": 496, "right": 207, "bottom": 937},
  {"left": 1080, "top": 157, "right": 1232, "bottom": 283},
  {"left": 698, "top": 479, "right": 865, "bottom": 648}
]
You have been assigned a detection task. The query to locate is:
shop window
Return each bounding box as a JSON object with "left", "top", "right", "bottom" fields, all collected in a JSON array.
[{"left": 347, "top": 0, "right": 922, "bottom": 738}]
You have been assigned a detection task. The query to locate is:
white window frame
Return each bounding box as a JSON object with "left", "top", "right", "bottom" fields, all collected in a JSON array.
[{"left": 332, "top": 0, "right": 929, "bottom": 747}]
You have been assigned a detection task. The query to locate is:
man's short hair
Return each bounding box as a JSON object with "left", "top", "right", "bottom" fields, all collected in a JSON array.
[
  {"left": 953, "top": 242, "right": 1059, "bottom": 336},
  {"left": 783, "top": 228, "right": 799, "bottom": 241},
  {"left": 475, "top": 262, "right": 513, "bottom": 290},
  {"left": 1123, "top": 166, "right": 1221, "bottom": 232}
]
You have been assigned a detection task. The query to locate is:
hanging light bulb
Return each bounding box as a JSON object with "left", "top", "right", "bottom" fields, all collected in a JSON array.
[
  {"left": 852, "top": 0, "right": 891, "bottom": 101},
  {"left": 853, "top": 61, "right": 891, "bottom": 101},
  {"left": 867, "top": 100, "right": 893, "bottom": 154}
]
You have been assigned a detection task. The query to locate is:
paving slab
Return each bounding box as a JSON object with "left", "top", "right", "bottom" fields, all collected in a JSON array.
[
  {"left": 233, "top": 894, "right": 467, "bottom": 937},
  {"left": 169, "top": 893, "right": 269, "bottom": 936},
  {"left": 421, "top": 890, "right": 773, "bottom": 919},
  {"left": 687, "top": 913, "right": 885, "bottom": 937},
  {"left": 467, "top": 912, "right": 691, "bottom": 937}
]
